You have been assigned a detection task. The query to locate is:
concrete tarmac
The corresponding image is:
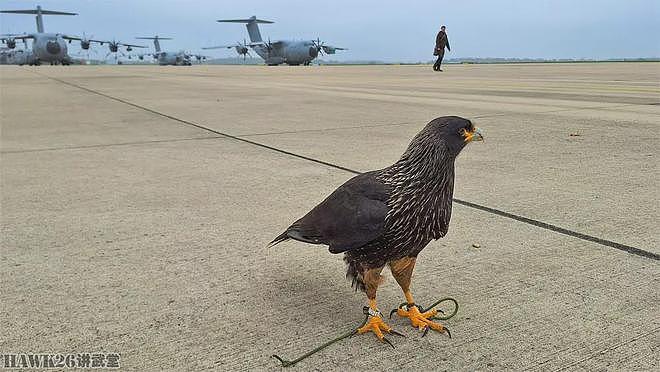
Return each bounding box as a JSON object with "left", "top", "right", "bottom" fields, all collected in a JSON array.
[{"left": 1, "top": 63, "right": 658, "bottom": 371}]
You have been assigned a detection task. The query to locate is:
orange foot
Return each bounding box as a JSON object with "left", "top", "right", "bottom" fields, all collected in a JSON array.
[
  {"left": 357, "top": 308, "right": 404, "bottom": 347},
  {"left": 396, "top": 304, "right": 451, "bottom": 338}
]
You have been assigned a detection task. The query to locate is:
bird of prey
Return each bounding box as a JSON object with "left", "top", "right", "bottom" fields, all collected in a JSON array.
[{"left": 270, "top": 116, "right": 483, "bottom": 343}]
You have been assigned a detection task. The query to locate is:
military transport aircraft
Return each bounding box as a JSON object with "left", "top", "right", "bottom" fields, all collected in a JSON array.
[
  {"left": 211, "top": 16, "right": 346, "bottom": 66},
  {"left": 0, "top": 5, "right": 105, "bottom": 65},
  {"left": 135, "top": 36, "right": 194, "bottom": 66}
]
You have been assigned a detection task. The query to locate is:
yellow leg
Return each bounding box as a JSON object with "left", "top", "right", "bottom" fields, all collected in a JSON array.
[
  {"left": 368, "top": 298, "right": 378, "bottom": 311},
  {"left": 404, "top": 290, "right": 414, "bottom": 305},
  {"left": 356, "top": 268, "right": 403, "bottom": 346},
  {"left": 391, "top": 258, "right": 451, "bottom": 337},
  {"left": 357, "top": 299, "right": 394, "bottom": 342}
]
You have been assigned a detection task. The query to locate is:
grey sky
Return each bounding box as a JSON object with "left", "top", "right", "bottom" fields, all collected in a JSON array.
[{"left": 2, "top": 0, "right": 659, "bottom": 61}]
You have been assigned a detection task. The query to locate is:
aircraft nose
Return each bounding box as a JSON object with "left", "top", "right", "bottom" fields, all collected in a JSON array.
[
  {"left": 46, "top": 41, "right": 61, "bottom": 55},
  {"left": 309, "top": 46, "right": 318, "bottom": 58}
]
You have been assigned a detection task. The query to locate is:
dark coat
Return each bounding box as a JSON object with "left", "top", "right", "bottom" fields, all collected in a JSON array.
[{"left": 434, "top": 30, "right": 450, "bottom": 55}]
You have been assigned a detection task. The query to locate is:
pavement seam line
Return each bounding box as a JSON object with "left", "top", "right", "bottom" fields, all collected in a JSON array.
[
  {"left": 1, "top": 136, "right": 225, "bottom": 154},
  {"left": 34, "top": 71, "right": 659, "bottom": 261}
]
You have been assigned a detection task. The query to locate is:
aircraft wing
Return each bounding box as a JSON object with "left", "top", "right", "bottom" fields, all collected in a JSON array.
[
  {"left": 118, "top": 42, "right": 147, "bottom": 48},
  {"left": 61, "top": 35, "right": 115, "bottom": 46},
  {"left": 248, "top": 40, "right": 284, "bottom": 48},
  {"left": 202, "top": 45, "right": 234, "bottom": 50},
  {"left": 1, "top": 34, "right": 33, "bottom": 41},
  {"left": 321, "top": 45, "right": 347, "bottom": 54},
  {"left": 61, "top": 35, "right": 82, "bottom": 41},
  {"left": 1, "top": 9, "right": 76, "bottom": 15}
]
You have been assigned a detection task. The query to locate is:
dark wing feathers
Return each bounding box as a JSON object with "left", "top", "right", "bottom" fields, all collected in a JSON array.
[{"left": 270, "top": 171, "right": 390, "bottom": 253}]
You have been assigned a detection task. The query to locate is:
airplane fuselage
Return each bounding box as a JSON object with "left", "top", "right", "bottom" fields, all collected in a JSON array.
[
  {"left": 251, "top": 40, "right": 318, "bottom": 65},
  {"left": 156, "top": 51, "right": 191, "bottom": 66},
  {"left": 31, "top": 33, "right": 71, "bottom": 64}
]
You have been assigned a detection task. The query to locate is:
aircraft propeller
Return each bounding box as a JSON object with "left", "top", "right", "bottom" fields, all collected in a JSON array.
[
  {"left": 103, "top": 39, "right": 146, "bottom": 61},
  {"left": 108, "top": 40, "right": 121, "bottom": 53},
  {"left": 312, "top": 38, "right": 346, "bottom": 56},
  {"left": 202, "top": 38, "right": 250, "bottom": 61},
  {"left": 239, "top": 39, "right": 251, "bottom": 60},
  {"left": 313, "top": 37, "right": 326, "bottom": 56},
  {"left": 79, "top": 32, "right": 94, "bottom": 50},
  {"left": 265, "top": 37, "right": 274, "bottom": 58},
  {"left": 0, "top": 33, "right": 24, "bottom": 49},
  {"left": 80, "top": 35, "right": 99, "bottom": 61}
]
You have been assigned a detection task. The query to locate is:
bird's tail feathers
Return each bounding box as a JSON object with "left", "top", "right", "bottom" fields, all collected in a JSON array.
[{"left": 267, "top": 231, "right": 289, "bottom": 248}]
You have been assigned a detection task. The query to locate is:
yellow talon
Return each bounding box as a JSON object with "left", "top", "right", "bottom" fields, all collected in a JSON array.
[
  {"left": 397, "top": 304, "right": 448, "bottom": 335},
  {"left": 357, "top": 314, "right": 392, "bottom": 340},
  {"left": 356, "top": 304, "right": 404, "bottom": 348}
]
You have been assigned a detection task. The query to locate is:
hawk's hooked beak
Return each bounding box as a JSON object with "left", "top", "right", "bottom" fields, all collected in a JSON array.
[{"left": 464, "top": 127, "right": 484, "bottom": 143}]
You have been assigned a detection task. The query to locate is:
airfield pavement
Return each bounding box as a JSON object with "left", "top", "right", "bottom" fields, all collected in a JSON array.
[{"left": 1, "top": 62, "right": 659, "bottom": 371}]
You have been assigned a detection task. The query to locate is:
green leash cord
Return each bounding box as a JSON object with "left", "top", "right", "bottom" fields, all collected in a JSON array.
[
  {"left": 391, "top": 297, "right": 460, "bottom": 321},
  {"left": 272, "top": 308, "right": 370, "bottom": 367},
  {"left": 272, "top": 298, "right": 459, "bottom": 368}
]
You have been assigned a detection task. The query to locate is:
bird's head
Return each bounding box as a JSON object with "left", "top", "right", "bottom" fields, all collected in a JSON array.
[
  {"left": 426, "top": 116, "right": 483, "bottom": 157},
  {"left": 397, "top": 116, "right": 483, "bottom": 170}
]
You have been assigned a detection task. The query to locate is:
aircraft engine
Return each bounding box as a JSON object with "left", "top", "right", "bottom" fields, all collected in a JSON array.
[
  {"left": 46, "top": 40, "right": 61, "bottom": 54},
  {"left": 285, "top": 44, "right": 317, "bottom": 64}
]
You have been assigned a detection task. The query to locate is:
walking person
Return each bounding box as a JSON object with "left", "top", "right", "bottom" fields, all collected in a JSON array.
[{"left": 433, "top": 25, "right": 450, "bottom": 71}]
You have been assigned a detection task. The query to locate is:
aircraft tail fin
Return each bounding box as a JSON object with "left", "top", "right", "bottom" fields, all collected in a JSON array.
[
  {"left": 136, "top": 36, "right": 173, "bottom": 53},
  {"left": 217, "top": 16, "right": 273, "bottom": 43},
  {"left": 0, "top": 9, "right": 77, "bottom": 15},
  {"left": 0, "top": 6, "right": 76, "bottom": 33}
]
